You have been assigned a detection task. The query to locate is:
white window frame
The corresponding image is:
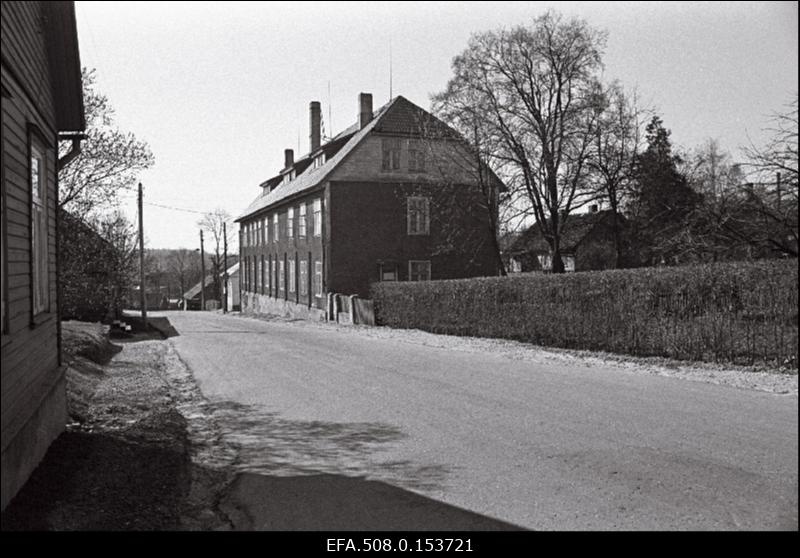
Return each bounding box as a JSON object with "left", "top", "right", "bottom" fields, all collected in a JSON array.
[
  {"left": 408, "top": 140, "right": 426, "bottom": 172},
  {"left": 314, "top": 260, "right": 323, "bottom": 297},
  {"left": 273, "top": 214, "right": 279, "bottom": 243},
  {"left": 298, "top": 204, "right": 307, "bottom": 238},
  {"left": 382, "top": 137, "right": 401, "bottom": 171},
  {"left": 269, "top": 258, "right": 275, "bottom": 294},
  {"left": 313, "top": 199, "right": 322, "bottom": 237},
  {"left": 31, "top": 143, "right": 49, "bottom": 315},
  {"left": 279, "top": 258, "right": 285, "bottom": 292},
  {"left": 408, "top": 260, "right": 431, "bottom": 282},
  {"left": 407, "top": 196, "right": 430, "bottom": 236},
  {"left": 287, "top": 207, "right": 294, "bottom": 238},
  {"left": 299, "top": 259, "right": 308, "bottom": 295},
  {"left": 289, "top": 258, "right": 296, "bottom": 293}
]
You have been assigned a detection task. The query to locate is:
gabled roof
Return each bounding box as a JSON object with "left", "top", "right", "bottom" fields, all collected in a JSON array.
[
  {"left": 237, "top": 97, "right": 399, "bottom": 221},
  {"left": 237, "top": 96, "right": 499, "bottom": 222},
  {"left": 182, "top": 263, "right": 239, "bottom": 300},
  {"left": 509, "top": 209, "right": 622, "bottom": 255}
]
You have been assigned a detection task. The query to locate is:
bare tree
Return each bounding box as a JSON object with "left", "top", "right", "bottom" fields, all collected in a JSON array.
[
  {"left": 588, "top": 82, "right": 644, "bottom": 267},
  {"left": 433, "top": 11, "right": 607, "bottom": 272},
  {"left": 93, "top": 211, "right": 139, "bottom": 316},
  {"left": 58, "top": 68, "right": 154, "bottom": 218},
  {"left": 198, "top": 208, "right": 232, "bottom": 302},
  {"left": 167, "top": 248, "right": 199, "bottom": 299},
  {"left": 413, "top": 107, "right": 511, "bottom": 275}
]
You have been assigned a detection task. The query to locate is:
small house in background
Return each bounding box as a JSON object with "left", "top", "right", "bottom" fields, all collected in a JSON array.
[
  {"left": 225, "top": 262, "right": 240, "bottom": 311},
  {"left": 1, "top": 1, "right": 85, "bottom": 509},
  {"left": 181, "top": 274, "right": 216, "bottom": 311},
  {"left": 182, "top": 262, "right": 239, "bottom": 311},
  {"left": 507, "top": 207, "right": 624, "bottom": 273}
]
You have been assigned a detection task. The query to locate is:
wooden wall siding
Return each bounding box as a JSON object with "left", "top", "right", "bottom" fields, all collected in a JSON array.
[
  {"left": 329, "top": 134, "right": 479, "bottom": 187},
  {"left": 1, "top": 3, "right": 61, "bottom": 456},
  {"left": 0, "top": 2, "right": 56, "bottom": 135}
]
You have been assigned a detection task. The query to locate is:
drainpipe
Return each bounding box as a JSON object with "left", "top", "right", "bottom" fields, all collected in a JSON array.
[{"left": 55, "top": 132, "right": 85, "bottom": 369}]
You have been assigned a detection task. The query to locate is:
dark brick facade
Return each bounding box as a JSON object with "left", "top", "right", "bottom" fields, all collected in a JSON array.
[{"left": 328, "top": 180, "right": 498, "bottom": 298}]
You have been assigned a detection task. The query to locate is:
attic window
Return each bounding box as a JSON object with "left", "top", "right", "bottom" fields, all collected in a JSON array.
[
  {"left": 381, "top": 138, "right": 400, "bottom": 171},
  {"left": 313, "top": 153, "right": 326, "bottom": 169},
  {"left": 408, "top": 140, "right": 426, "bottom": 172},
  {"left": 283, "top": 169, "right": 296, "bottom": 184}
]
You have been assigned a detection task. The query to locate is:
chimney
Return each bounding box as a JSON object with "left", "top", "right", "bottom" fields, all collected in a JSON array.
[
  {"left": 358, "top": 92, "right": 373, "bottom": 129},
  {"left": 309, "top": 101, "right": 321, "bottom": 153},
  {"left": 284, "top": 149, "right": 294, "bottom": 169}
]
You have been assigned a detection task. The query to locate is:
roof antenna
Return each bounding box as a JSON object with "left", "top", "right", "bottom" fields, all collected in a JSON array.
[
  {"left": 328, "top": 80, "right": 333, "bottom": 137},
  {"left": 389, "top": 38, "right": 393, "bottom": 101}
]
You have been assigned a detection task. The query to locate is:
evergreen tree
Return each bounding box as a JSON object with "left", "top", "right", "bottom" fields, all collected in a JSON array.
[{"left": 629, "top": 116, "right": 703, "bottom": 265}]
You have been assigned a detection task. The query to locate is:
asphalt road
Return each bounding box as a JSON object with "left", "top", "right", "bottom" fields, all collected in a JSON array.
[{"left": 164, "top": 311, "right": 798, "bottom": 530}]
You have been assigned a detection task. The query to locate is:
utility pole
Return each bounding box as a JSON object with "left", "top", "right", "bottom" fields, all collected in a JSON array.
[
  {"left": 200, "top": 229, "right": 206, "bottom": 311},
  {"left": 223, "top": 221, "right": 228, "bottom": 313},
  {"left": 138, "top": 182, "right": 147, "bottom": 326}
]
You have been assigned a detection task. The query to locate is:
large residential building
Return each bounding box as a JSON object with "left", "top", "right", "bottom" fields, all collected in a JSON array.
[
  {"left": 236, "top": 93, "right": 504, "bottom": 318},
  {"left": 1, "top": 1, "right": 85, "bottom": 509}
]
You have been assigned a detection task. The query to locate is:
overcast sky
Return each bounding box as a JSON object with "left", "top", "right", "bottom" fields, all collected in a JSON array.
[{"left": 74, "top": 1, "right": 798, "bottom": 250}]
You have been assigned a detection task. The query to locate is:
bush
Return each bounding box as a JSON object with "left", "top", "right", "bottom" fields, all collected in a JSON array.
[{"left": 371, "top": 260, "right": 798, "bottom": 369}]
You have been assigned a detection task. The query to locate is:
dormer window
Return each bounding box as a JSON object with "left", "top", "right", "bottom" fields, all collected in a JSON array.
[
  {"left": 313, "top": 153, "right": 326, "bottom": 169},
  {"left": 282, "top": 169, "right": 296, "bottom": 184}
]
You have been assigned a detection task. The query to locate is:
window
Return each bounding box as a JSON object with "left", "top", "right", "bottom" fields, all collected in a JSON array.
[
  {"left": 282, "top": 169, "right": 295, "bottom": 185},
  {"left": 314, "top": 261, "right": 323, "bottom": 297},
  {"left": 273, "top": 214, "right": 279, "bottom": 243},
  {"left": 313, "top": 153, "right": 326, "bottom": 169},
  {"left": 289, "top": 258, "right": 296, "bottom": 293},
  {"left": 31, "top": 143, "right": 48, "bottom": 314},
  {"left": 299, "top": 204, "right": 307, "bottom": 238},
  {"left": 269, "top": 257, "right": 275, "bottom": 296},
  {"left": 257, "top": 258, "right": 263, "bottom": 292},
  {"left": 279, "top": 258, "right": 285, "bottom": 292},
  {"left": 261, "top": 218, "right": 267, "bottom": 245},
  {"left": 408, "top": 260, "right": 431, "bottom": 282},
  {"left": 407, "top": 196, "right": 430, "bottom": 235},
  {"left": 537, "top": 254, "right": 551, "bottom": 271},
  {"left": 287, "top": 207, "right": 294, "bottom": 238},
  {"left": 379, "top": 262, "right": 398, "bottom": 281},
  {"left": 408, "top": 141, "right": 426, "bottom": 172},
  {"left": 313, "top": 199, "right": 322, "bottom": 237},
  {"left": 381, "top": 138, "right": 401, "bottom": 171},
  {"left": 299, "top": 259, "right": 308, "bottom": 295}
]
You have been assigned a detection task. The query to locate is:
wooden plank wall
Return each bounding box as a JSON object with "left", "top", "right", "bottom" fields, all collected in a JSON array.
[{"left": 1, "top": 0, "right": 61, "bottom": 453}]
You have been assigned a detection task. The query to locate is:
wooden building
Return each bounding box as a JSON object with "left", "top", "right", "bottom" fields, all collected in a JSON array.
[
  {"left": 507, "top": 208, "right": 625, "bottom": 273},
  {"left": 1, "top": 1, "right": 85, "bottom": 509},
  {"left": 237, "top": 93, "right": 504, "bottom": 319}
]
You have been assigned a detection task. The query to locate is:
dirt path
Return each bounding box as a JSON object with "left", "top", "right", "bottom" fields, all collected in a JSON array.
[{"left": 1, "top": 323, "right": 233, "bottom": 531}]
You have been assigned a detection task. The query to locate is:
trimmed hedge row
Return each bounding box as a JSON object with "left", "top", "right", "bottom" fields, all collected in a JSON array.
[{"left": 371, "top": 259, "right": 799, "bottom": 369}]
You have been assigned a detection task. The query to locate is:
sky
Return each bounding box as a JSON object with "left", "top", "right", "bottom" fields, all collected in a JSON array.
[{"left": 73, "top": 1, "right": 799, "bottom": 250}]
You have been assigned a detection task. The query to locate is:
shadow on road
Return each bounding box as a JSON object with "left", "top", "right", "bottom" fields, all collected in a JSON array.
[
  {"left": 221, "top": 472, "right": 524, "bottom": 531},
  {"left": 208, "top": 400, "right": 450, "bottom": 493}
]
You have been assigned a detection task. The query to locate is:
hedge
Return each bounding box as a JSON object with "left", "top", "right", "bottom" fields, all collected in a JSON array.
[{"left": 371, "top": 259, "right": 799, "bottom": 369}]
